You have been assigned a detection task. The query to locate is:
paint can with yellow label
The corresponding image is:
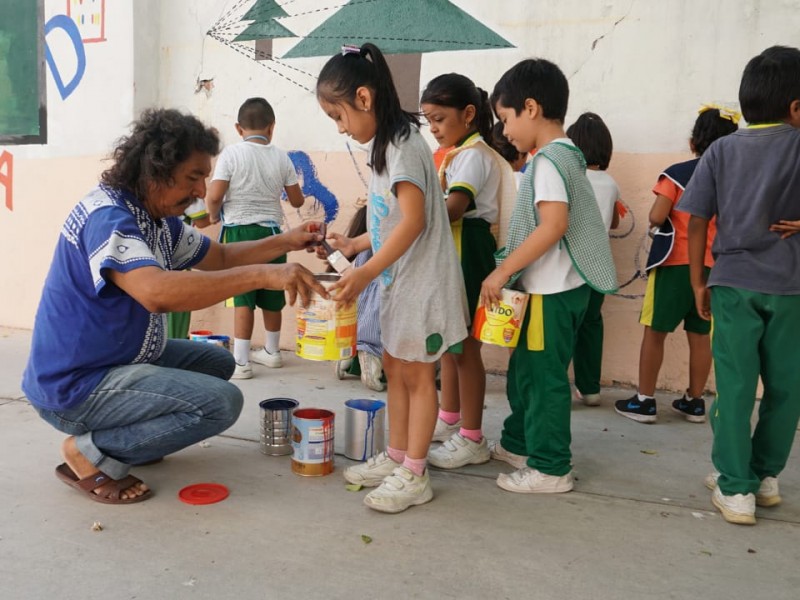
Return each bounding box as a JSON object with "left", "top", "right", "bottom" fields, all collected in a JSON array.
[
  {"left": 471, "top": 289, "right": 529, "bottom": 348},
  {"left": 296, "top": 274, "right": 357, "bottom": 361}
]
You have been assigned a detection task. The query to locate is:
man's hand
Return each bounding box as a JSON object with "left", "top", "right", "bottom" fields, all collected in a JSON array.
[
  {"left": 283, "top": 222, "right": 324, "bottom": 252},
  {"left": 273, "top": 263, "right": 328, "bottom": 308}
]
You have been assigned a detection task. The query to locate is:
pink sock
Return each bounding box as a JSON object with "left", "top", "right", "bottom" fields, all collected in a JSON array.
[
  {"left": 386, "top": 446, "right": 405, "bottom": 464},
  {"left": 459, "top": 427, "right": 483, "bottom": 443},
  {"left": 438, "top": 410, "right": 461, "bottom": 425},
  {"left": 403, "top": 456, "right": 427, "bottom": 477}
]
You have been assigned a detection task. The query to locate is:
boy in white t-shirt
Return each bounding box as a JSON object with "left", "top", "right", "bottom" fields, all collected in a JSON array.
[
  {"left": 566, "top": 112, "right": 621, "bottom": 406},
  {"left": 483, "top": 59, "right": 617, "bottom": 494},
  {"left": 206, "top": 98, "right": 304, "bottom": 379}
]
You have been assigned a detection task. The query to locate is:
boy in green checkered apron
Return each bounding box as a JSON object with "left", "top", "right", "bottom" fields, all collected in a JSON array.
[{"left": 483, "top": 59, "right": 617, "bottom": 494}]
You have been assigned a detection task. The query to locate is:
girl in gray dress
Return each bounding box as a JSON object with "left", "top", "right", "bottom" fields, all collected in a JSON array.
[{"left": 317, "top": 43, "right": 468, "bottom": 513}]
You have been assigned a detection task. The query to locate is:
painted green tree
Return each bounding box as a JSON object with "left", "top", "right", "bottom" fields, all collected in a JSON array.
[
  {"left": 282, "top": 0, "right": 513, "bottom": 108},
  {"left": 234, "top": 0, "right": 296, "bottom": 61}
]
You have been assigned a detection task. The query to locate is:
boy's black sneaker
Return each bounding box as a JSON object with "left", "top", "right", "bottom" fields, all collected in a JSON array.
[
  {"left": 614, "top": 394, "right": 657, "bottom": 423},
  {"left": 671, "top": 395, "right": 706, "bottom": 423}
]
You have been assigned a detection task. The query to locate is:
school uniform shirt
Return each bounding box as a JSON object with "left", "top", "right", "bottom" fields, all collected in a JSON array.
[
  {"left": 445, "top": 133, "right": 501, "bottom": 223},
  {"left": 585, "top": 169, "right": 619, "bottom": 233},
  {"left": 367, "top": 127, "right": 469, "bottom": 362},
  {"left": 654, "top": 159, "right": 716, "bottom": 267},
  {"left": 211, "top": 141, "right": 298, "bottom": 227},
  {"left": 22, "top": 185, "right": 210, "bottom": 410},
  {"left": 519, "top": 138, "right": 586, "bottom": 295},
  {"left": 677, "top": 123, "right": 800, "bottom": 294}
]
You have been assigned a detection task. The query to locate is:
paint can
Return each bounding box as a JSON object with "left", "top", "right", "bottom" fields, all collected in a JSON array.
[
  {"left": 206, "top": 335, "right": 231, "bottom": 351},
  {"left": 291, "top": 408, "right": 335, "bottom": 476},
  {"left": 189, "top": 329, "right": 213, "bottom": 342},
  {"left": 259, "top": 398, "right": 298, "bottom": 456},
  {"left": 472, "top": 289, "right": 529, "bottom": 348},
  {"left": 344, "top": 399, "right": 385, "bottom": 461},
  {"left": 296, "top": 273, "right": 356, "bottom": 361}
]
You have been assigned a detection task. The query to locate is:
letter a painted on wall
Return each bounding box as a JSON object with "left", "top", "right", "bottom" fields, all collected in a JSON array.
[
  {"left": 0, "top": 150, "right": 13, "bottom": 211},
  {"left": 44, "top": 14, "right": 86, "bottom": 100}
]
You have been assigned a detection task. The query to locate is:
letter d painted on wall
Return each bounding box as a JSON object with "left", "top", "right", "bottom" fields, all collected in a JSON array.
[{"left": 44, "top": 14, "right": 86, "bottom": 100}]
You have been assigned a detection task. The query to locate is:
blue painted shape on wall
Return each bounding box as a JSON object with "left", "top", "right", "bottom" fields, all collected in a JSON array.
[
  {"left": 44, "top": 14, "right": 86, "bottom": 100},
  {"left": 288, "top": 150, "right": 339, "bottom": 223}
]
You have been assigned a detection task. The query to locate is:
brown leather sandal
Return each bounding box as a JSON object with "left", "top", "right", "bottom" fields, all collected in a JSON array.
[{"left": 55, "top": 463, "right": 152, "bottom": 504}]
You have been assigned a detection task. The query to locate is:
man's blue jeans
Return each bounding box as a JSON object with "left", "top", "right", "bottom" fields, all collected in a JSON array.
[{"left": 36, "top": 340, "right": 243, "bottom": 480}]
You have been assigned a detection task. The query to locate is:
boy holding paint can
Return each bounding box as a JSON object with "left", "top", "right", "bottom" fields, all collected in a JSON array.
[
  {"left": 482, "top": 59, "right": 617, "bottom": 494},
  {"left": 206, "top": 98, "right": 305, "bottom": 379}
]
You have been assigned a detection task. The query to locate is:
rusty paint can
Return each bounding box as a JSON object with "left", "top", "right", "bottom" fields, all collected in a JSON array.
[
  {"left": 472, "top": 289, "right": 529, "bottom": 348},
  {"left": 296, "top": 273, "right": 356, "bottom": 361},
  {"left": 291, "top": 408, "right": 335, "bottom": 476}
]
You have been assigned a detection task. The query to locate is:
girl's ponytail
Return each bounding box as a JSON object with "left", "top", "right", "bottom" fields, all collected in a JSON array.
[
  {"left": 317, "top": 43, "right": 419, "bottom": 174},
  {"left": 475, "top": 88, "right": 497, "bottom": 151}
]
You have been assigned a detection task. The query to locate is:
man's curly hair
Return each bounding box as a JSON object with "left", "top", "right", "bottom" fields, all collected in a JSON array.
[{"left": 100, "top": 108, "right": 220, "bottom": 200}]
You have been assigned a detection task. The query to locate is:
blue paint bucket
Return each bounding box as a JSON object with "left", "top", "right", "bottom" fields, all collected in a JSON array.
[{"left": 344, "top": 399, "right": 385, "bottom": 461}]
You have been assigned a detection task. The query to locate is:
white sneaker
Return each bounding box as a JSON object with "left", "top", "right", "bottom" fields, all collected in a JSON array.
[
  {"left": 432, "top": 417, "right": 461, "bottom": 442},
  {"left": 488, "top": 440, "right": 528, "bottom": 470},
  {"left": 704, "top": 472, "right": 781, "bottom": 507},
  {"left": 335, "top": 358, "right": 352, "bottom": 380},
  {"left": 251, "top": 347, "right": 283, "bottom": 368},
  {"left": 359, "top": 350, "right": 385, "bottom": 392},
  {"left": 231, "top": 362, "right": 253, "bottom": 380},
  {"left": 343, "top": 451, "right": 400, "bottom": 487},
  {"left": 363, "top": 466, "right": 434, "bottom": 513},
  {"left": 497, "top": 467, "right": 574, "bottom": 494},
  {"left": 574, "top": 389, "right": 601, "bottom": 407},
  {"left": 428, "top": 433, "right": 490, "bottom": 469},
  {"left": 711, "top": 486, "right": 756, "bottom": 525}
]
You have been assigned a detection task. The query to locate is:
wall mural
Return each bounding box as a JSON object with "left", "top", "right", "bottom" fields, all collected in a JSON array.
[
  {"left": 0, "top": 150, "right": 12, "bottom": 211},
  {"left": 66, "top": 0, "right": 106, "bottom": 44},
  {"left": 207, "top": 0, "right": 515, "bottom": 223}
]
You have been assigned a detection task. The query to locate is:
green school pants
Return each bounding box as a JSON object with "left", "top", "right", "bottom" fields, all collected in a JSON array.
[
  {"left": 501, "top": 285, "right": 590, "bottom": 476},
  {"left": 710, "top": 286, "right": 800, "bottom": 495},
  {"left": 573, "top": 288, "right": 606, "bottom": 395}
]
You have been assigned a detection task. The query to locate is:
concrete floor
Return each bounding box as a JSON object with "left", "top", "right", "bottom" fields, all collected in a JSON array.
[{"left": 1, "top": 326, "right": 798, "bottom": 600}]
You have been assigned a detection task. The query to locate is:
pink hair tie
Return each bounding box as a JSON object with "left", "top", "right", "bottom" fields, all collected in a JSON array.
[{"left": 341, "top": 44, "right": 361, "bottom": 56}]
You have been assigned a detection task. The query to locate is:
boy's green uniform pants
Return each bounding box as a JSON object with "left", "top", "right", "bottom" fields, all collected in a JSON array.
[
  {"left": 710, "top": 286, "right": 800, "bottom": 495},
  {"left": 501, "top": 285, "right": 590, "bottom": 476}
]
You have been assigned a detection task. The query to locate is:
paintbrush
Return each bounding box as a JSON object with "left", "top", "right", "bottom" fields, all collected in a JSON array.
[{"left": 319, "top": 223, "right": 352, "bottom": 274}]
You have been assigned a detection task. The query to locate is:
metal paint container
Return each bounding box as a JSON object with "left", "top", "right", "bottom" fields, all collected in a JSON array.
[
  {"left": 291, "top": 408, "right": 335, "bottom": 476},
  {"left": 206, "top": 335, "right": 230, "bottom": 350},
  {"left": 259, "top": 398, "right": 298, "bottom": 456},
  {"left": 344, "top": 399, "right": 385, "bottom": 461},
  {"left": 296, "top": 274, "right": 356, "bottom": 361},
  {"left": 472, "top": 289, "right": 529, "bottom": 348}
]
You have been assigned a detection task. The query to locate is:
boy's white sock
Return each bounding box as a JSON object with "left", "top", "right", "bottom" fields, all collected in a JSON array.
[
  {"left": 637, "top": 392, "right": 654, "bottom": 402},
  {"left": 233, "top": 338, "right": 251, "bottom": 365},
  {"left": 265, "top": 330, "right": 280, "bottom": 354}
]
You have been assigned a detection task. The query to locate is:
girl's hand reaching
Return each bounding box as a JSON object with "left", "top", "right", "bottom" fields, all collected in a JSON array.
[
  {"left": 329, "top": 266, "right": 372, "bottom": 307},
  {"left": 480, "top": 269, "right": 509, "bottom": 310}
]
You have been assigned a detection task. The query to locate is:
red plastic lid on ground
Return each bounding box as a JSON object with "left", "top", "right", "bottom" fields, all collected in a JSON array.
[{"left": 178, "top": 483, "right": 229, "bottom": 505}]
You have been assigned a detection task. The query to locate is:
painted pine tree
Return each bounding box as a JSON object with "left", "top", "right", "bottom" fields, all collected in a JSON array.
[
  {"left": 282, "top": 0, "right": 513, "bottom": 109},
  {"left": 234, "top": 0, "right": 295, "bottom": 61}
]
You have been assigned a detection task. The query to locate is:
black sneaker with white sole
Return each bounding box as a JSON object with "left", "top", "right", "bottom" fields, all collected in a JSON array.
[
  {"left": 671, "top": 395, "right": 706, "bottom": 423},
  {"left": 614, "top": 394, "right": 657, "bottom": 423}
]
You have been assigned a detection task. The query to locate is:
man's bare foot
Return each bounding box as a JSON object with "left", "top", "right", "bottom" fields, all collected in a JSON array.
[{"left": 61, "top": 436, "right": 149, "bottom": 500}]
